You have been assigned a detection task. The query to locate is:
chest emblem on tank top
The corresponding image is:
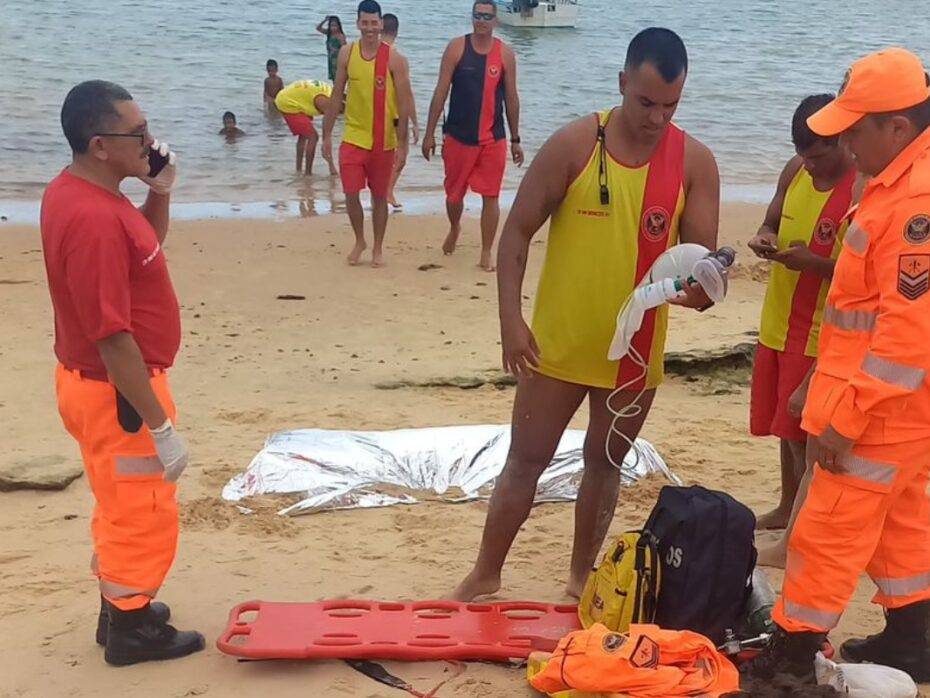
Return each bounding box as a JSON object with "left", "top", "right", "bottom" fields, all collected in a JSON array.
[
  {"left": 375, "top": 75, "right": 386, "bottom": 91},
  {"left": 488, "top": 64, "right": 500, "bottom": 78},
  {"left": 814, "top": 219, "right": 837, "bottom": 246},
  {"left": 641, "top": 206, "right": 670, "bottom": 242}
]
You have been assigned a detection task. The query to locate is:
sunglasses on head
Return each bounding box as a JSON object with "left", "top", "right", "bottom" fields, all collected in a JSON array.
[{"left": 473, "top": 11, "right": 495, "bottom": 21}]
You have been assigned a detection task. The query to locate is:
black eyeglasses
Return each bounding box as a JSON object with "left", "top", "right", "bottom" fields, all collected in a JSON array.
[
  {"left": 95, "top": 131, "right": 147, "bottom": 147},
  {"left": 473, "top": 11, "right": 495, "bottom": 21}
]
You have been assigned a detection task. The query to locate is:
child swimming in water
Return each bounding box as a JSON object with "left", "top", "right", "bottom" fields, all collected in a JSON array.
[{"left": 219, "top": 111, "right": 245, "bottom": 139}]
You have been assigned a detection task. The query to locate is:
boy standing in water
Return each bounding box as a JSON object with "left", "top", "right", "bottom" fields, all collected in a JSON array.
[
  {"left": 748, "top": 95, "right": 857, "bottom": 568},
  {"left": 264, "top": 59, "right": 284, "bottom": 111}
]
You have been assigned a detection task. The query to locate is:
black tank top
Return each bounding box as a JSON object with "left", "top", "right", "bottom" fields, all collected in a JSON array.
[{"left": 445, "top": 34, "right": 506, "bottom": 145}]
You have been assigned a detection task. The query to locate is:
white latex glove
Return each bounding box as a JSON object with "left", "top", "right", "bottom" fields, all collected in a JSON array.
[
  {"left": 140, "top": 139, "right": 177, "bottom": 195},
  {"left": 150, "top": 419, "right": 189, "bottom": 482}
]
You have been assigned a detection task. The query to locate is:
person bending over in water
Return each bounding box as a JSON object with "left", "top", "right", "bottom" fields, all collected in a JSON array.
[{"left": 275, "top": 79, "right": 339, "bottom": 176}]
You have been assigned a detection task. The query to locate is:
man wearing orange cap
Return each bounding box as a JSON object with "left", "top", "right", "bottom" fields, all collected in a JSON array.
[{"left": 744, "top": 47, "right": 930, "bottom": 684}]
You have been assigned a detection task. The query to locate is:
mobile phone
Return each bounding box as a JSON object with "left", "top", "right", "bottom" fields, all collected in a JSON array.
[{"left": 148, "top": 146, "right": 170, "bottom": 178}]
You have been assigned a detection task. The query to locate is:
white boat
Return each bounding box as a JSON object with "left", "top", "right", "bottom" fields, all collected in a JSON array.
[{"left": 495, "top": 0, "right": 580, "bottom": 28}]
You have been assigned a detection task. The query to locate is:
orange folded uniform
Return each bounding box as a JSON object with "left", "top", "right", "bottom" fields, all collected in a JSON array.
[{"left": 529, "top": 623, "right": 739, "bottom": 698}]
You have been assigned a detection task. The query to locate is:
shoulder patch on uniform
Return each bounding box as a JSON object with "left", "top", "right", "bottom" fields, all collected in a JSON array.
[
  {"left": 601, "top": 632, "right": 627, "bottom": 653},
  {"left": 904, "top": 214, "right": 930, "bottom": 245},
  {"left": 899, "top": 254, "right": 930, "bottom": 300},
  {"left": 629, "top": 635, "right": 660, "bottom": 669}
]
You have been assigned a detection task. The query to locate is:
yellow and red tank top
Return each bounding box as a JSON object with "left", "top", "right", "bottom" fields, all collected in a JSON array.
[
  {"left": 758, "top": 165, "right": 856, "bottom": 357},
  {"left": 344, "top": 41, "right": 398, "bottom": 151},
  {"left": 531, "top": 110, "right": 686, "bottom": 390},
  {"left": 274, "top": 79, "right": 332, "bottom": 117}
]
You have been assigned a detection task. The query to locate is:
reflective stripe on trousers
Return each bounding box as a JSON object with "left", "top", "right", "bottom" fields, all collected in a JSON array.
[
  {"left": 872, "top": 570, "right": 930, "bottom": 599},
  {"left": 782, "top": 600, "right": 842, "bottom": 631}
]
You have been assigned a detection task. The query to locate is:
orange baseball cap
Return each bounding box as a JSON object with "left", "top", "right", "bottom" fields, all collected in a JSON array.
[{"left": 807, "top": 48, "right": 930, "bottom": 136}]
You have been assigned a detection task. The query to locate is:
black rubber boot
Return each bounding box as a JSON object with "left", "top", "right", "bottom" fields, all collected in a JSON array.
[
  {"left": 840, "top": 600, "right": 930, "bottom": 682},
  {"left": 96, "top": 596, "right": 171, "bottom": 646},
  {"left": 739, "top": 628, "right": 824, "bottom": 684},
  {"left": 104, "top": 600, "right": 204, "bottom": 666}
]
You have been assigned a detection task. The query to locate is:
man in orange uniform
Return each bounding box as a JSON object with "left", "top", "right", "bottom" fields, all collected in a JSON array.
[
  {"left": 744, "top": 48, "right": 930, "bottom": 683},
  {"left": 452, "top": 28, "right": 719, "bottom": 602},
  {"left": 40, "top": 81, "right": 203, "bottom": 665},
  {"left": 321, "top": 0, "right": 413, "bottom": 268},
  {"left": 748, "top": 94, "right": 856, "bottom": 564}
]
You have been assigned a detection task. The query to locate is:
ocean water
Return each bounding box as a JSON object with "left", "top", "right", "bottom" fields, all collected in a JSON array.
[{"left": 0, "top": 0, "right": 925, "bottom": 219}]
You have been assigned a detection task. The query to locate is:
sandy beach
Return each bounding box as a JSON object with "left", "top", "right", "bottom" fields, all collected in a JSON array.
[{"left": 2, "top": 203, "right": 927, "bottom": 697}]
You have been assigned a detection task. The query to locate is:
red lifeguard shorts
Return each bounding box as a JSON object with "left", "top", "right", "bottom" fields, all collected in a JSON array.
[
  {"left": 339, "top": 142, "right": 395, "bottom": 198},
  {"left": 283, "top": 113, "right": 316, "bottom": 138},
  {"left": 442, "top": 135, "right": 507, "bottom": 203},
  {"left": 750, "top": 343, "right": 815, "bottom": 443}
]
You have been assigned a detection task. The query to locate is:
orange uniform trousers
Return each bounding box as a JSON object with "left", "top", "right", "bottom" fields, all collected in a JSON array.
[
  {"left": 773, "top": 437, "right": 930, "bottom": 632},
  {"left": 55, "top": 364, "right": 179, "bottom": 610}
]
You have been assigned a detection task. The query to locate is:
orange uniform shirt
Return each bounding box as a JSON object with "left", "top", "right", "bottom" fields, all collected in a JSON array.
[
  {"left": 529, "top": 623, "right": 739, "bottom": 697},
  {"left": 803, "top": 126, "right": 930, "bottom": 443}
]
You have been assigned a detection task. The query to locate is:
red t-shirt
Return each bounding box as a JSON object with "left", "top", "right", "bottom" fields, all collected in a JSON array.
[{"left": 40, "top": 169, "right": 181, "bottom": 374}]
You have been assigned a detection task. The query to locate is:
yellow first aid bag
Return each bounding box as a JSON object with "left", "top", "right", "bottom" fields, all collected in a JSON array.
[{"left": 578, "top": 531, "right": 660, "bottom": 631}]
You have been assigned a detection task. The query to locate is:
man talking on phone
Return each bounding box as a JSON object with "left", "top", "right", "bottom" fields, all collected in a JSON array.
[{"left": 40, "top": 80, "right": 204, "bottom": 666}]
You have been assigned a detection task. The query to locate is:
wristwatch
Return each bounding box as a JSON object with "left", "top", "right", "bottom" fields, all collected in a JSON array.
[{"left": 510, "top": 136, "right": 521, "bottom": 144}]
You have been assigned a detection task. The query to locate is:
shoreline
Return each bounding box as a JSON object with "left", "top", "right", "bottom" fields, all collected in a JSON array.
[{"left": 0, "top": 183, "right": 774, "bottom": 225}]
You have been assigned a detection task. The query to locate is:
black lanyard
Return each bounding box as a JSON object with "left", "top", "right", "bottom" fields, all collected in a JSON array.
[{"left": 597, "top": 111, "right": 613, "bottom": 206}]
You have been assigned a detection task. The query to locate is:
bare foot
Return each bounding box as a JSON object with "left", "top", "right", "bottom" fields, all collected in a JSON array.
[
  {"left": 478, "top": 251, "right": 496, "bottom": 272},
  {"left": 371, "top": 251, "right": 385, "bottom": 268},
  {"left": 564, "top": 576, "right": 587, "bottom": 600},
  {"left": 347, "top": 243, "right": 366, "bottom": 266},
  {"left": 329, "top": 167, "right": 338, "bottom": 176},
  {"left": 443, "top": 228, "right": 460, "bottom": 256},
  {"left": 388, "top": 197, "right": 403, "bottom": 210},
  {"left": 755, "top": 506, "right": 791, "bottom": 531},
  {"left": 449, "top": 571, "right": 501, "bottom": 602},
  {"left": 756, "top": 538, "right": 788, "bottom": 569}
]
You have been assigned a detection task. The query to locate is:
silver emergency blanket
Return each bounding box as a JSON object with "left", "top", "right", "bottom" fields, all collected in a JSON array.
[{"left": 223, "top": 425, "right": 678, "bottom": 516}]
